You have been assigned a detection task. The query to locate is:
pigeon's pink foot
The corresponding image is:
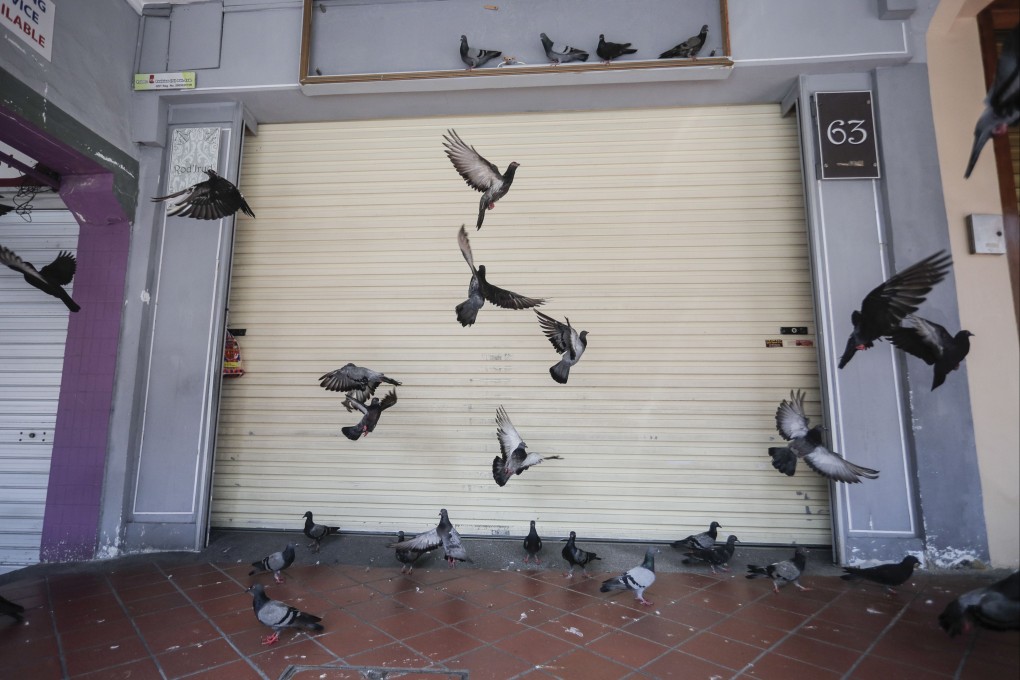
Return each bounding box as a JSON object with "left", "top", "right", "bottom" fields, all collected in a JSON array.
[
  {"left": 535, "top": 557, "right": 541, "bottom": 564},
  {"left": 794, "top": 584, "right": 812, "bottom": 592},
  {"left": 488, "top": 202, "right": 495, "bottom": 210},
  {"left": 261, "top": 632, "right": 280, "bottom": 646},
  {"left": 523, "top": 556, "right": 529, "bottom": 564},
  {"left": 638, "top": 598, "right": 653, "bottom": 606},
  {"left": 994, "top": 123, "right": 1008, "bottom": 135},
  {"left": 274, "top": 574, "right": 285, "bottom": 584},
  {"left": 564, "top": 572, "right": 574, "bottom": 578},
  {"left": 856, "top": 344, "right": 867, "bottom": 350}
]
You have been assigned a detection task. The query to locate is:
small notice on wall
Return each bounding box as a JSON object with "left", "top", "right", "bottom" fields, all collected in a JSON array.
[
  {"left": 1, "top": 0, "right": 55, "bottom": 61},
  {"left": 133, "top": 72, "right": 197, "bottom": 91}
]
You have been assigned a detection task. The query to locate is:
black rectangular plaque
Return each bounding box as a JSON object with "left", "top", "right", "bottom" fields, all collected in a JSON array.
[{"left": 813, "top": 91, "right": 880, "bottom": 180}]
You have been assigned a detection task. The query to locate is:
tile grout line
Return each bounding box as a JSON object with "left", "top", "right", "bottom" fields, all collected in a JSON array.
[
  {"left": 837, "top": 588, "right": 919, "bottom": 679},
  {"left": 158, "top": 562, "right": 273, "bottom": 680},
  {"left": 104, "top": 572, "right": 171, "bottom": 680},
  {"left": 43, "top": 575, "right": 71, "bottom": 680}
]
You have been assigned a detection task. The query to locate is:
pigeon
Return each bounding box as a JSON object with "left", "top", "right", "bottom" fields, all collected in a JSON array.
[
  {"left": 888, "top": 316, "right": 973, "bottom": 391},
  {"left": 443, "top": 129, "right": 520, "bottom": 230},
  {"left": 249, "top": 543, "right": 297, "bottom": 583},
  {"left": 394, "top": 530, "right": 427, "bottom": 574},
  {"left": 455, "top": 225, "right": 546, "bottom": 326},
  {"left": 682, "top": 535, "right": 739, "bottom": 574},
  {"left": 460, "top": 34, "right": 501, "bottom": 69},
  {"left": 600, "top": 547, "right": 659, "bottom": 606},
  {"left": 670, "top": 521, "right": 721, "bottom": 552},
  {"left": 841, "top": 555, "right": 921, "bottom": 594},
  {"left": 939, "top": 571, "right": 1020, "bottom": 637},
  {"left": 247, "top": 584, "right": 323, "bottom": 646},
  {"left": 492, "top": 406, "right": 563, "bottom": 487},
  {"left": 302, "top": 511, "right": 339, "bottom": 553},
  {"left": 0, "top": 595, "right": 24, "bottom": 622},
  {"left": 562, "top": 530, "right": 601, "bottom": 578},
  {"left": 837, "top": 250, "right": 953, "bottom": 369},
  {"left": 965, "top": 25, "right": 1019, "bottom": 178},
  {"left": 540, "top": 32, "right": 589, "bottom": 64},
  {"left": 747, "top": 547, "right": 810, "bottom": 593},
  {"left": 389, "top": 508, "right": 471, "bottom": 567},
  {"left": 535, "top": 310, "right": 588, "bottom": 384},
  {"left": 523, "top": 520, "right": 543, "bottom": 564},
  {"left": 596, "top": 34, "right": 637, "bottom": 63},
  {"left": 341, "top": 389, "right": 397, "bottom": 441},
  {"left": 151, "top": 169, "right": 255, "bottom": 220},
  {"left": 771, "top": 389, "right": 879, "bottom": 483},
  {"left": 0, "top": 244, "right": 80, "bottom": 312},
  {"left": 660, "top": 25, "right": 709, "bottom": 59},
  {"left": 318, "top": 363, "right": 402, "bottom": 412}
]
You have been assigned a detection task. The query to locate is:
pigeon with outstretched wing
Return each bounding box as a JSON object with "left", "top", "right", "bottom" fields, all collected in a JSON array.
[
  {"left": 443, "top": 130, "right": 519, "bottom": 230},
  {"left": 456, "top": 226, "right": 546, "bottom": 326},
  {"left": 319, "top": 363, "right": 402, "bottom": 412},
  {"left": 151, "top": 169, "right": 254, "bottom": 220},
  {"left": 535, "top": 310, "right": 588, "bottom": 384},
  {"left": 0, "top": 244, "right": 80, "bottom": 312},
  {"left": 888, "top": 315, "right": 973, "bottom": 391},
  {"left": 492, "top": 406, "right": 563, "bottom": 487},
  {"left": 389, "top": 509, "right": 471, "bottom": 567},
  {"left": 341, "top": 389, "right": 397, "bottom": 441}
]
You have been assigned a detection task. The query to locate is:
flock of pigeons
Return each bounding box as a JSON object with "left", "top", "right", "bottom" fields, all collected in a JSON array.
[{"left": 459, "top": 25, "right": 710, "bottom": 70}]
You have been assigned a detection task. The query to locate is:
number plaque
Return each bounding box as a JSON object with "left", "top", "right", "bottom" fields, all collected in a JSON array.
[{"left": 813, "top": 91, "right": 880, "bottom": 180}]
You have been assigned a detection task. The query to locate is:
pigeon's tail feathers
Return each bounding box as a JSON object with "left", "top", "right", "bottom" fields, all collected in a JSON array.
[
  {"left": 746, "top": 564, "right": 769, "bottom": 579},
  {"left": 549, "top": 360, "right": 570, "bottom": 384},
  {"left": 380, "top": 376, "right": 402, "bottom": 386},
  {"left": 455, "top": 301, "right": 477, "bottom": 327},
  {"left": 931, "top": 369, "right": 948, "bottom": 391},
  {"left": 840, "top": 568, "right": 864, "bottom": 582},
  {"left": 938, "top": 600, "right": 967, "bottom": 637},
  {"left": 492, "top": 456, "right": 510, "bottom": 487},
  {"left": 964, "top": 111, "right": 996, "bottom": 179},
  {"left": 768, "top": 447, "right": 798, "bottom": 476},
  {"left": 599, "top": 576, "right": 627, "bottom": 593},
  {"left": 293, "top": 611, "right": 324, "bottom": 631},
  {"left": 670, "top": 539, "right": 691, "bottom": 551},
  {"left": 56, "top": 288, "right": 81, "bottom": 313},
  {"left": 341, "top": 426, "right": 362, "bottom": 441},
  {"left": 0, "top": 596, "right": 24, "bottom": 621},
  {"left": 838, "top": 333, "right": 859, "bottom": 369}
]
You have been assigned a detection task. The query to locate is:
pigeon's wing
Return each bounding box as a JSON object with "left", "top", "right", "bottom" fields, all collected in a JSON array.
[
  {"left": 988, "top": 26, "right": 1019, "bottom": 112},
  {"left": 771, "top": 560, "right": 800, "bottom": 583},
  {"left": 443, "top": 525, "right": 470, "bottom": 561},
  {"left": 858, "top": 251, "right": 953, "bottom": 337},
  {"left": 458, "top": 225, "right": 476, "bottom": 273},
  {"left": 802, "top": 446, "right": 880, "bottom": 483},
  {"left": 888, "top": 316, "right": 951, "bottom": 365},
  {"left": 344, "top": 396, "right": 369, "bottom": 415},
  {"left": 535, "top": 310, "right": 574, "bottom": 355},
  {"left": 318, "top": 365, "right": 361, "bottom": 392},
  {"left": 444, "top": 130, "right": 501, "bottom": 193},
  {"left": 256, "top": 598, "right": 293, "bottom": 627},
  {"left": 378, "top": 390, "right": 398, "bottom": 412},
  {"left": 0, "top": 245, "right": 42, "bottom": 282},
  {"left": 775, "top": 390, "right": 810, "bottom": 440},
  {"left": 479, "top": 274, "right": 546, "bottom": 310},
  {"left": 768, "top": 447, "right": 799, "bottom": 476},
  {"left": 37, "top": 251, "right": 77, "bottom": 286},
  {"left": 495, "top": 406, "right": 525, "bottom": 456},
  {"left": 390, "top": 527, "right": 442, "bottom": 552}
]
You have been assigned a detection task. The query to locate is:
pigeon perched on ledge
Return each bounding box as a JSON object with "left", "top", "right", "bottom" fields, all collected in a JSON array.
[
  {"left": 841, "top": 555, "right": 920, "bottom": 594},
  {"left": 390, "top": 508, "right": 471, "bottom": 567},
  {"left": 443, "top": 129, "right": 519, "bottom": 230},
  {"left": 302, "top": 511, "right": 339, "bottom": 553},
  {"left": 492, "top": 406, "right": 563, "bottom": 487},
  {"left": 535, "top": 310, "right": 588, "bottom": 384},
  {"left": 747, "top": 547, "right": 810, "bottom": 593},
  {"left": 460, "top": 35, "right": 501, "bottom": 69},
  {"left": 151, "top": 169, "right": 255, "bottom": 220},
  {"left": 838, "top": 250, "right": 953, "bottom": 369},
  {"left": 540, "top": 32, "right": 589, "bottom": 64},
  {"left": 318, "top": 363, "right": 402, "bottom": 412},
  {"left": 771, "top": 389, "right": 879, "bottom": 483},
  {"left": 455, "top": 225, "right": 546, "bottom": 326},
  {"left": 341, "top": 389, "right": 397, "bottom": 441},
  {"left": 249, "top": 543, "right": 297, "bottom": 584},
  {"left": 562, "top": 531, "right": 601, "bottom": 578},
  {"left": 0, "top": 244, "right": 80, "bottom": 312},
  {"left": 888, "top": 316, "right": 973, "bottom": 391},
  {"left": 247, "top": 584, "right": 323, "bottom": 646},
  {"left": 660, "top": 25, "right": 708, "bottom": 59},
  {"left": 939, "top": 571, "right": 1019, "bottom": 637},
  {"left": 671, "top": 521, "right": 721, "bottom": 552},
  {"left": 596, "top": 34, "right": 637, "bottom": 63},
  {"left": 601, "top": 547, "right": 659, "bottom": 606}
]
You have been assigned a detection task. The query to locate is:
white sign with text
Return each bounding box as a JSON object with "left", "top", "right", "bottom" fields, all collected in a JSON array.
[{"left": 1, "top": 0, "right": 54, "bottom": 61}]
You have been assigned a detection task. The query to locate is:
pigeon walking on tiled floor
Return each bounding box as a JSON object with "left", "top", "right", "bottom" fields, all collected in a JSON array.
[
  {"left": 841, "top": 555, "right": 921, "bottom": 594},
  {"left": 247, "top": 584, "right": 323, "bottom": 646},
  {"left": 0, "top": 244, "right": 80, "bottom": 312},
  {"left": 249, "top": 543, "right": 297, "bottom": 584},
  {"left": 151, "top": 169, "right": 255, "bottom": 220},
  {"left": 443, "top": 130, "right": 519, "bottom": 230},
  {"left": 747, "top": 547, "right": 810, "bottom": 593},
  {"left": 888, "top": 315, "right": 973, "bottom": 391},
  {"left": 394, "top": 530, "right": 427, "bottom": 574},
  {"left": 318, "top": 363, "right": 402, "bottom": 412},
  {"left": 390, "top": 509, "right": 471, "bottom": 567},
  {"left": 523, "top": 520, "right": 543, "bottom": 564},
  {"left": 302, "top": 511, "right": 340, "bottom": 553},
  {"left": 562, "top": 531, "right": 601, "bottom": 578},
  {"left": 939, "top": 570, "right": 1020, "bottom": 637},
  {"left": 601, "top": 547, "right": 659, "bottom": 606},
  {"left": 682, "top": 535, "right": 739, "bottom": 574},
  {"left": 671, "top": 521, "right": 721, "bottom": 552}
]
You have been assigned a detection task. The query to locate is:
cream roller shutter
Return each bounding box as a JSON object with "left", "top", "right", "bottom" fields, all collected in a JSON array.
[{"left": 212, "top": 105, "right": 831, "bottom": 545}]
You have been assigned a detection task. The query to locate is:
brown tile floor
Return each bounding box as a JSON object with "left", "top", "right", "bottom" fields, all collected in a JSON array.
[{"left": 0, "top": 560, "right": 1016, "bottom": 680}]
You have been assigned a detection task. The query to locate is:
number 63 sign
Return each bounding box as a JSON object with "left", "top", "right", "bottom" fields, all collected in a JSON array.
[{"left": 813, "top": 91, "right": 881, "bottom": 180}]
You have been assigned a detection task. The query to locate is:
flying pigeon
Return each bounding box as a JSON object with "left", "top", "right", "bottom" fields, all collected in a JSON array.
[
  {"left": 0, "top": 244, "right": 80, "bottom": 312},
  {"left": 600, "top": 547, "right": 659, "bottom": 606},
  {"left": 247, "top": 584, "right": 323, "bottom": 646},
  {"left": 771, "top": 389, "right": 879, "bottom": 483},
  {"left": 151, "top": 169, "right": 255, "bottom": 220},
  {"left": 562, "top": 530, "right": 601, "bottom": 578},
  {"left": 0, "top": 595, "right": 24, "bottom": 623},
  {"left": 443, "top": 129, "right": 520, "bottom": 230},
  {"left": 540, "top": 32, "right": 589, "bottom": 64},
  {"left": 841, "top": 555, "right": 921, "bottom": 594},
  {"left": 837, "top": 250, "right": 953, "bottom": 369},
  {"left": 319, "top": 363, "right": 402, "bottom": 412},
  {"left": 455, "top": 225, "right": 546, "bottom": 326},
  {"left": 460, "top": 35, "right": 501, "bottom": 69},
  {"left": 249, "top": 543, "right": 297, "bottom": 583},
  {"left": 888, "top": 315, "right": 973, "bottom": 391},
  {"left": 394, "top": 530, "right": 427, "bottom": 574},
  {"left": 670, "top": 521, "right": 721, "bottom": 552},
  {"left": 747, "top": 547, "right": 810, "bottom": 593},
  {"left": 523, "top": 520, "right": 543, "bottom": 564},
  {"left": 535, "top": 310, "right": 588, "bottom": 384},
  {"left": 965, "top": 25, "right": 1019, "bottom": 178},
  {"left": 492, "top": 406, "right": 563, "bottom": 487},
  {"left": 596, "top": 34, "right": 637, "bottom": 63},
  {"left": 341, "top": 389, "right": 397, "bottom": 441},
  {"left": 302, "top": 511, "right": 339, "bottom": 553},
  {"left": 660, "top": 25, "right": 709, "bottom": 59},
  {"left": 939, "top": 571, "right": 1019, "bottom": 637},
  {"left": 682, "top": 535, "right": 739, "bottom": 574},
  {"left": 389, "top": 508, "right": 471, "bottom": 567}
]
